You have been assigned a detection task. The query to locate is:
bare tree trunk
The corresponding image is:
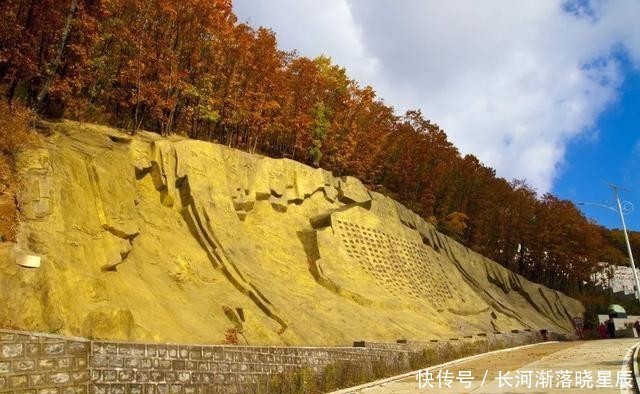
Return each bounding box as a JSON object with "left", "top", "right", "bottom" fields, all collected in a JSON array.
[
  {"left": 133, "top": 0, "right": 153, "bottom": 134},
  {"left": 36, "top": 0, "right": 79, "bottom": 107},
  {"left": 6, "top": 78, "right": 18, "bottom": 104}
]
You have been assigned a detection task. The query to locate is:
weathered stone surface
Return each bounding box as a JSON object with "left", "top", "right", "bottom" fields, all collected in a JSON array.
[
  {"left": 2, "top": 343, "right": 23, "bottom": 358},
  {"left": 81, "top": 309, "right": 134, "bottom": 341},
  {"left": 0, "top": 120, "right": 583, "bottom": 346},
  {"left": 16, "top": 149, "right": 53, "bottom": 220},
  {"left": 10, "top": 374, "right": 28, "bottom": 388},
  {"left": 14, "top": 359, "right": 35, "bottom": 372},
  {"left": 39, "top": 358, "right": 56, "bottom": 370},
  {"left": 337, "top": 176, "right": 371, "bottom": 204},
  {"left": 43, "top": 342, "right": 64, "bottom": 356},
  {"left": 48, "top": 372, "right": 70, "bottom": 384}
]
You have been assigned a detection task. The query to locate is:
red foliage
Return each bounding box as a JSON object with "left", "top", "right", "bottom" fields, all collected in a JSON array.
[
  {"left": 224, "top": 328, "right": 238, "bottom": 345},
  {"left": 0, "top": 0, "right": 632, "bottom": 296}
]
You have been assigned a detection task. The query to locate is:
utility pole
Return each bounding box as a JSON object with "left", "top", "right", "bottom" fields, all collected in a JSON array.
[{"left": 608, "top": 183, "right": 640, "bottom": 300}]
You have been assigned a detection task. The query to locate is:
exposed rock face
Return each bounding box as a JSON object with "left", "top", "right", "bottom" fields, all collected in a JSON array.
[{"left": 0, "top": 121, "right": 584, "bottom": 345}]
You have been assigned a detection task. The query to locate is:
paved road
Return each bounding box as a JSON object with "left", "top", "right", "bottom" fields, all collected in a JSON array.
[{"left": 356, "top": 339, "right": 640, "bottom": 393}]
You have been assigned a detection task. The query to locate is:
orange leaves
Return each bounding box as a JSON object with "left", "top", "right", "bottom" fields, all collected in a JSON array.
[
  {"left": 223, "top": 328, "right": 238, "bottom": 345},
  {"left": 441, "top": 212, "right": 470, "bottom": 240},
  {"left": 0, "top": 0, "right": 622, "bottom": 296},
  {"left": 0, "top": 101, "right": 35, "bottom": 241},
  {"left": 0, "top": 101, "right": 35, "bottom": 156}
]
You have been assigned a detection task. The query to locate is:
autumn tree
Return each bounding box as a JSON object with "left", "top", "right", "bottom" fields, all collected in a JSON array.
[
  {"left": 0, "top": 0, "right": 623, "bottom": 296},
  {"left": 0, "top": 101, "right": 34, "bottom": 241}
]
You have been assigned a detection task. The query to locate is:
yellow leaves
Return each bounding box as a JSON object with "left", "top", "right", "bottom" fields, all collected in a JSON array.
[{"left": 196, "top": 103, "right": 219, "bottom": 124}]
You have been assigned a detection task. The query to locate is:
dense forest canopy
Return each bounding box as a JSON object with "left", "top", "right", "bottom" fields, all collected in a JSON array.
[{"left": 0, "top": 0, "right": 638, "bottom": 298}]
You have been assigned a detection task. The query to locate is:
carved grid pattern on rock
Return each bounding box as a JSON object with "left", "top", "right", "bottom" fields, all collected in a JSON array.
[{"left": 335, "top": 220, "right": 459, "bottom": 310}]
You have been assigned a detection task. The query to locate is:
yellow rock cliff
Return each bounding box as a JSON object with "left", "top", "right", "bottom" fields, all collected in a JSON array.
[{"left": 0, "top": 121, "right": 584, "bottom": 345}]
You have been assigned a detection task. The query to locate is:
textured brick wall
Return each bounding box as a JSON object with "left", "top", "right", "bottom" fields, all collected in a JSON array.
[
  {"left": 0, "top": 331, "right": 90, "bottom": 393},
  {"left": 0, "top": 329, "right": 545, "bottom": 393},
  {"left": 88, "top": 342, "right": 407, "bottom": 393}
]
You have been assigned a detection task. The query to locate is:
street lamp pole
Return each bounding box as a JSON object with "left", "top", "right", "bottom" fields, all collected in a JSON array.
[
  {"left": 609, "top": 184, "right": 640, "bottom": 300},
  {"left": 578, "top": 184, "right": 638, "bottom": 300}
]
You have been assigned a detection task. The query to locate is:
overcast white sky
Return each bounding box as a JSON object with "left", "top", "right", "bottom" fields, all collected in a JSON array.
[{"left": 233, "top": 0, "right": 640, "bottom": 193}]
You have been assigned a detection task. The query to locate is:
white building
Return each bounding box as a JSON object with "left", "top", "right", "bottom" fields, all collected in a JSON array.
[{"left": 592, "top": 263, "right": 640, "bottom": 296}]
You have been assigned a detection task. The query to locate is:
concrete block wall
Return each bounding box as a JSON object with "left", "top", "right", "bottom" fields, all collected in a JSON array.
[{"left": 0, "top": 328, "right": 545, "bottom": 393}]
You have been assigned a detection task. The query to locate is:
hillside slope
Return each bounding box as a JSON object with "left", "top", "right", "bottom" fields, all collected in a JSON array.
[{"left": 0, "top": 121, "right": 584, "bottom": 345}]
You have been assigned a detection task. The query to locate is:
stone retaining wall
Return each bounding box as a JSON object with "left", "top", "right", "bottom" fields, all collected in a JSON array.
[
  {"left": 0, "top": 329, "right": 546, "bottom": 393},
  {"left": 0, "top": 331, "right": 89, "bottom": 393}
]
